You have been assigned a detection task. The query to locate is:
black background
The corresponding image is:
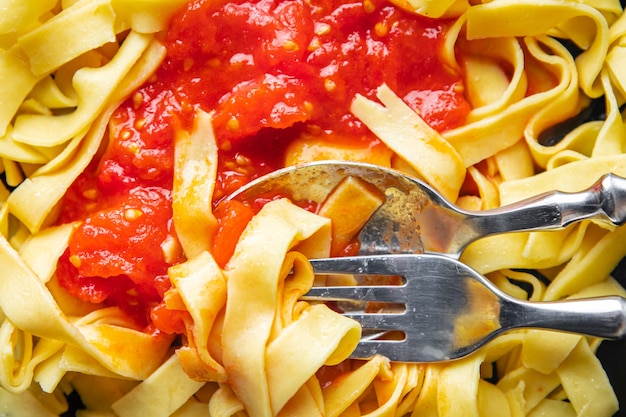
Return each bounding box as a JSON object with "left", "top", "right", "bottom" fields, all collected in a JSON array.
[{"left": 598, "top": 258, "right": 626, "bottom": 416}]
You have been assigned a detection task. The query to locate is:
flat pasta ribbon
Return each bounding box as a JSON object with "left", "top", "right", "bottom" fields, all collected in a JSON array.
[
  {"left": 351, "top": 83, "right": 466, "bottom": 202},
  {"left": 172, "top": 109, "right": 219, "bottom": 259},
  {"left": 222, "top": 199, "right": 355, "bottom": 416},
  {"left": 7, "top": 33, "right": 166, "bottom": 233},
  {"left": 0, "top": 231, "right": 172, "bottom": 386},
  {"left": 465, "top": 0, "right": 615, "bottom": 98}
]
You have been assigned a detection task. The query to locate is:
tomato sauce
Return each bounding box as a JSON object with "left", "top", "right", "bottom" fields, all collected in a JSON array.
[{"left": 56, "top": 0, "right": 470, "bottom": 332}]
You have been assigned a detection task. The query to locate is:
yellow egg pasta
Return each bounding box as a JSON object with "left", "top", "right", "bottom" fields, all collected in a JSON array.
[
  {"left": 0, "top": 0, "right": 626, "bottom": 416},
  {"left": 172, "top": 109, "right": 219, "bottom": 259},
  {"left": 351, "top": 84, "right": 467, "bottom": 202}
]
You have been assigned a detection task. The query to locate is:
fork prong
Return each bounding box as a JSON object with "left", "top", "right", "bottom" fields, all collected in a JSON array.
[
  {"left": 350, "top": 339, "right": 406, "bottom": 360},
  {"left": 303, "top": 286, "right": 407, "bottom": 303},
  {"left": 351, "top": 338, "right": 456, "bottom": 362},
  {"left": 310, "top": 256, "right": 410, "bottom": 275},
  {"left": 342, "top": 312, "right": 406, "bottom": 330}
]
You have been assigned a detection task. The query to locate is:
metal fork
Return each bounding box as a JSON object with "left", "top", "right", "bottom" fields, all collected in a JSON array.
[
  {"left": 228, "top": 161, "right": 626, "bottom": 257},
  {"left": 304, "top": 254, "right": 626, "bottom": 362}
]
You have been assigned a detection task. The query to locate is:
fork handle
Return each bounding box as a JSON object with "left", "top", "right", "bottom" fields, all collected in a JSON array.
[
  {"left": 503, "top": 295, "right": 626, "bottom": 339},
  {"left": 469, "top": 173, "right": 626, "bottom": 238}
]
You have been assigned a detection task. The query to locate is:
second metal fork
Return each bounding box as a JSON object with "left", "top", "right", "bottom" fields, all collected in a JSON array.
[{"left": 304, "top": 254, "right": 626, "bottom": 362}]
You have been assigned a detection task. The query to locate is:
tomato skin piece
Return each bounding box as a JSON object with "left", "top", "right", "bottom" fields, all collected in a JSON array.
[
  {"left": 150, "top": 301, "right": 189, "bottom": 335},
  {"left": 56, "top": 249, "right": 165, "bottom": 328},
  {"left": 211, "top": 200, "right": 255, "bottom": 268},
  {"left": 98, "top": 89, "right": 188, "bottom": 193},
  {"left": 56, "top": 251, "right": 112, "bottom": 305},
  {"left": 212, "top": 73, "right": 314, "bottom": 142}
]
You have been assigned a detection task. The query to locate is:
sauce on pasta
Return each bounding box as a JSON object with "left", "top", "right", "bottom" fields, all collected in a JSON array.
[
  {"left": 55, "top": 0, "right": 470, "bottom": 331},
  {"left": 1, "top": 0, "right": 624, "bottom": 415}
]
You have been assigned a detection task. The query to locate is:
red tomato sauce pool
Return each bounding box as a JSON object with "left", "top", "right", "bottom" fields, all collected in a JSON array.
[{"left": 56, "top": 0, "right": 470, "bottom": 332}]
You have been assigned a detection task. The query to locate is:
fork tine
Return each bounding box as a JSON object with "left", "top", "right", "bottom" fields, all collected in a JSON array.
[
  {"left": 310, "top": 255, "right": 409, "bottom": 275},
  {"left": 351, "top": 338, "right": 458, "bottom": 362},
  {"left": 303, "top": 286, "right": 407, "bottom": 303},
  {"left": 342, "top": 312, "right": 406, "bottom": 330},
  {"left": 306, "top": 253, "right": 626, "bottom": 363},
  {"left": 350, "top": 339, "right": 407, "bottom": 360}
]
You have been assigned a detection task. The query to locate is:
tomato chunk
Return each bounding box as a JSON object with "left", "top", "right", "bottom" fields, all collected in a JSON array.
[
  {"left": 212, "top": 200, "right": 255, "bottom": 267},
  {"left": 56, "top": 187, "right": 175, "bottom": 327}
]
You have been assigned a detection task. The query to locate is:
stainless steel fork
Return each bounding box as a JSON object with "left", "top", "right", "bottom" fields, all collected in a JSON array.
[{"left": 304, "top": 254, "right": 626, "bottom": 362}]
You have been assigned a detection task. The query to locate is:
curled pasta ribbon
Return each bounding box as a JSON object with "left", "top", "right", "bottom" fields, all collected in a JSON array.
[
  {"left": 113, "top": 0, "right": 191, "bottom": 34},
  {"left": 0, "top": 0, "right": 187, "bottom": 238},
  {"left": 17, "top": 0, "right": 117, "bottom": 78},
  {"left": 222, "top": 199, "right": 360, "bottom": 416},
  {"left": 606, "top": 10, "right": 626, "bottom": 98},
  {"left": 111, "top": 200, "right": 363, "bottom": 417},
  {"left": 408, "top": 323, "right": 618, "bottom": 417},
  {"left": 170, "top": 252, "right": 228, "bottom": 381},
  {"left": 465, "top": 0, "right": 615, "bottom": 98},
  {"left": 460, "top": 153, "right": 626, "bottom": 275},
  {"left": 14, "top": 30, "right": 152, "bottom": 147},
  {"left": 525, "top": 65, "right": 626, "bottom": 167},
  {"left": 447, "top": 0, "right": 626, "bottom": 171},
  {"left": 591, "top": 69, "right": 626, "bottom": 157},
  {"left": 446, "top": 34, "right": 582, "bottom": 169},
  {"left": 111, "top": 354, "right": 205, "bottom": 417},
  {"left": 7, "top": 34, "right": 166, "bottom": 234},
  {"left": 0, "top": 229, "right": 173, "bottom": 393},
  {"left": 0, "top": 320, "right": 35, "bottom": 393}
]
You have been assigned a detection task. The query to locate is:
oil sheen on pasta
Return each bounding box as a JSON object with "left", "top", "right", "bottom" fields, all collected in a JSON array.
[{"left": 55, "top": 0, "right": 470, "bottom": 332}]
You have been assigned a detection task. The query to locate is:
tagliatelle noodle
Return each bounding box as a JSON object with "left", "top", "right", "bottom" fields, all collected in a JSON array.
[
  {"left": 321, "top": 355, "right": 389, "bottom": 416},
  {"left": 106, "top": 199, "right": 363, "bottom": 417},
  {"left": 0, "top": 49, "right": 40, "bottom": 137},
  {"left": 220, "top": 199, "right": 357, "bottom": 415},
  {"left": 445, "top": 34, "right": 584, "bottom": 168},
  {"left": 172, "top": 109, "right": 219, "bottom": 259},
  {"left": 0, "top": 231, "right": 173, "bottom": 385},
  {"left": 8, "top": 33, "right": 165, "bottom": 234},
  {"left": 448, "top": 19, "right": 528, "bottom": 124},
  {"left": 111, "top": 354, "right": 205, "bottom": 417},
  {"left": 0, "top": 0, "right": 210, "bottom": 411},
  {"left": 592, "top": 70, "right": 626, "bottom": 156},
  {"left": 0, "top": 0, "right": 57, "bottom": 35},
  {"left": 14, "top": 32, "right": 152, "bottom": 148},
  {"left": 208, "top": 385, "right": 245, "bottom": 417},
  {"left": 169, "top": 252, "right": 228, "bottom": 382},
  {"left": 16, "top": 0, "right": 117, "bottom": 78},
  {"left": 111, "top": 0, "right": 191, "bottom": 34},
  {"left": 1, "top": 0, "right": 626, "bottom": 416},
  {"left": 464, "top": 0, "right": 616, "bottom": 97},
  {"left": 0, "top": 385, "right": 67, "bottom": 417},
  {"left": 351, "top": 84, "right": 466, "bottom": 201}
]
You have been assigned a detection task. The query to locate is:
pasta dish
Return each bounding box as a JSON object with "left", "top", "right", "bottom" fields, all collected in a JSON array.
[{"left": 1, "top": 0, "right": 626, "bottom": 415}]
